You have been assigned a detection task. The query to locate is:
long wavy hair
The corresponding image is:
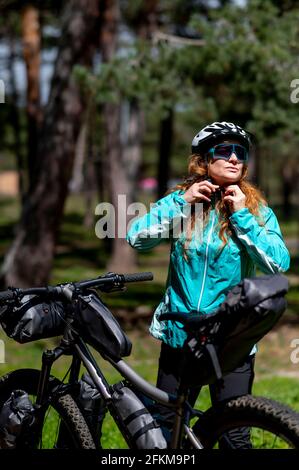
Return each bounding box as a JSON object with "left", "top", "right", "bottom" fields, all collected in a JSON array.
[{"left": 166, "top": 153, "right": 267, "bottom": 261}]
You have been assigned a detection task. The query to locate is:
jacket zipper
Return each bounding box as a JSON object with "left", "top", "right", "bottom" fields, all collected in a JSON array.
[{"left": 197, "top": 211, "right": 215, "bottom": 312}]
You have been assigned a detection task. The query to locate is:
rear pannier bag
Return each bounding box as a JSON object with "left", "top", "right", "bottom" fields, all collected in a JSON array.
[
  {"left": 111, "top": 381, "right": 167, "bottom": 449},
  {"left": 180, "top": 274, "right": 289, "bottom": 386},
  {"left": 0, "top": 296, "right": 66, "bottom": 343},
  {"left": 76, "top": 292, "right": 132, "bottom": 360}
]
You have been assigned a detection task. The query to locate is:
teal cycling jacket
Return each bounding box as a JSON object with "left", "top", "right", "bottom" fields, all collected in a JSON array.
[{"left": 126, "top": 190, "right": 290, "bottom": 349}]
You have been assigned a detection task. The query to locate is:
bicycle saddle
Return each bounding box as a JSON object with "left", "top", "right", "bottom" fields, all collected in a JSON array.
[{"left": 159, "top": 311, "right": 221, "bottom": 332}]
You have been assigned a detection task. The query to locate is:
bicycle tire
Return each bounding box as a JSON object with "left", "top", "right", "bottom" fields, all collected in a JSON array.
[
  {"left": 191, "top": 395, "right": 299, "bottom": 449},
  {"left": 0, "top": 369, "right": 96, "bottom": 449}
]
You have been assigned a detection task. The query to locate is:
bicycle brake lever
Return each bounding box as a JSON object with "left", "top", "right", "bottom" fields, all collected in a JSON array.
[{"left": 100, "top": 284, "right": 127, "bottom": 293}]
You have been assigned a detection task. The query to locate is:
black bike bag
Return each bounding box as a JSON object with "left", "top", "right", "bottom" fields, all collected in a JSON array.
[
  {"left": 0, "top": 289, "right": 131, "bottom": 359},
  {"left": 76, "top": 292, "right": 132, "bottom": 360},
  {"left": 163, "top": 274, "right": 289, "bottom": 386},
  {"left": 0, "top": 390, "right": 35, "bottom": 449},
  {"left": 0, "top": 296, "right": 66, "bottom": 343},
  {"left": 111, "top": 381, "right": 167, "bottom": 449}
]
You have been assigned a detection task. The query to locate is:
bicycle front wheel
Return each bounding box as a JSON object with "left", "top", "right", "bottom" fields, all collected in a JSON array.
[
  {"left": 191, "top": 395, "right": 299, "bottom": 449},
  {"left": 0, "top": 369, "right": 96, "bottom": 449}
]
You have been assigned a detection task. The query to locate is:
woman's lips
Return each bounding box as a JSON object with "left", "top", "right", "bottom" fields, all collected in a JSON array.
[{"left": 226, "top": 167, "right": 238, "bottom": 172}]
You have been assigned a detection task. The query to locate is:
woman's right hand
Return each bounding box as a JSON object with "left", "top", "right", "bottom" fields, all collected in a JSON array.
[{"left": 183, "top": 180, "right": 220, "bottom": 204}]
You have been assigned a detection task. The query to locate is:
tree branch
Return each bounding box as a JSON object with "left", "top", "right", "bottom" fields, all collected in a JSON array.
[{"left": 152, "top": 31, "right": 205, "bottom": 47}]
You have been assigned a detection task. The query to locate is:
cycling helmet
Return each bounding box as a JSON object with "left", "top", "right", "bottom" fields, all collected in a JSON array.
[{"left": 191, "top": 121, "right": 252, "bottom": 155}]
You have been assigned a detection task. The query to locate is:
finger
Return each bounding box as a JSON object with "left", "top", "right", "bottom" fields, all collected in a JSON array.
[
  {"left": 195, "top": 194, "right": 211, "bottom": 202},
  {"left": 225, "top": 185, "right": 240, "bottom": 193},
  {"left": 194, "top": 189, "right": 211, "bottom": 199},
  {"left": 196, "top": 185, "right": 213, "bottom": 194},
  {"left": 224, "top": 188, "right": 235, "bottom": 196},
  {"left": 195, "top": 181, "right": 218, "bottom": 191},
  {"left": 223, "top": 195, "right": 234, "bottom": 202},
  {"left": 201, "top": 181, "right": 220, "bottom": 190}
]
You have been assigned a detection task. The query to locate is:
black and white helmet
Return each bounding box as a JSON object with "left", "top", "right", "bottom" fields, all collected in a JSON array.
[{"left": 191, "top": 121, "right": 252, "bottom": 155}]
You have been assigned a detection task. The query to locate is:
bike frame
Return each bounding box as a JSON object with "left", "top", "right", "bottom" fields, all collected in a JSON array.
[{"left": 36, "top": 333, "right": 204, "bottom": 449}]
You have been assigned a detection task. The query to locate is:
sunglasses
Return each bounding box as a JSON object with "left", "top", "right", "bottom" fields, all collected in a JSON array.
[{"left": 206, "top": 143, "right": 248, "bottom": 163}]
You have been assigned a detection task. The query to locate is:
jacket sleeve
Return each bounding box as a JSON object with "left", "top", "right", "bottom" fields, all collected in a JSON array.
[
  {"left": 229, "top": 206, "right": 290, "bottom": 274},
  {"left": 126, "top": 191, "right": 189, "bottom": 251}
]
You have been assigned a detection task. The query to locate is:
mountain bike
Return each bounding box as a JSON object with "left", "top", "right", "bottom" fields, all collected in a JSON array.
[{"left": 0, "top": 271, "right": 299, "bottom": 449}]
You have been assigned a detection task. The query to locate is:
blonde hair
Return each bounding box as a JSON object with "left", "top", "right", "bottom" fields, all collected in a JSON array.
[{"left": 166, "top": 154, "right": 267, "bottom": 261}]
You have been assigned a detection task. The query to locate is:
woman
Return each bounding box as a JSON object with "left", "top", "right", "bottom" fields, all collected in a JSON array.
[{"left": 126, "top": 121, "right": 290, "bottom": 447}]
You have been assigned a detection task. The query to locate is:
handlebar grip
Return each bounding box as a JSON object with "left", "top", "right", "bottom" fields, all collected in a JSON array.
[
  {"left": 121, "top": 272, "right": 154, "bottom": 283},
  {"left": 0, "top": 290, "right": 15, "bottom": 304}
]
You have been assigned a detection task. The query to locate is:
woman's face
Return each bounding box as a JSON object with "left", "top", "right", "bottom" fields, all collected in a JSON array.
[{"left": 207, "top": 140, "right": 245, "bottom": 186}]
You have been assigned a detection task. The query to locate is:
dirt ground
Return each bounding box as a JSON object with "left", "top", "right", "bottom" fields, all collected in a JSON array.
[{"left": 254, "top": 319, "right": 299, "bottom": 379}]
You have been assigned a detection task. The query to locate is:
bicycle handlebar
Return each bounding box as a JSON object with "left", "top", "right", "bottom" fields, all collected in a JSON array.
[
  {"left": 0, "top": 271, "right": 154, "bottom": 306},
  {"left": 0, "top": 289, "right": 15, "bottom": 302},
  {"left": 122, "top": 272, "right": 153, "bottom": 283},
  {"left": 74, "top": 271, "right": 153, "bottom": 290}
]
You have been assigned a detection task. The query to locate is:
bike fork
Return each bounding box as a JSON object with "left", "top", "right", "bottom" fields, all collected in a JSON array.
[{"left": 36, "top": 347, "right": 65, "bottom": 406}]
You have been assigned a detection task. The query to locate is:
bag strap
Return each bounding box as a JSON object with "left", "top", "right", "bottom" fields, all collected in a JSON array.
[
  {"left": 132, "top": 420, "right": 161, "bottom": 441},
  {"left": 123, "top": 408, "right": 148, "bottom": 426},
  {"left": 205, "top": 343, "right": 223, "bottom": 382}
]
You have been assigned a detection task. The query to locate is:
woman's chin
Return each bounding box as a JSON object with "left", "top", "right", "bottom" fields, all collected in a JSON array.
[{"left": 221, "top": 174, "right": 240, "bottom": 185}]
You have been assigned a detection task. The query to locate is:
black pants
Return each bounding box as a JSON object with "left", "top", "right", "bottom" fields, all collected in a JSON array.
[{"left": 156, "top": 342, "right": 255, "bottom": 448}]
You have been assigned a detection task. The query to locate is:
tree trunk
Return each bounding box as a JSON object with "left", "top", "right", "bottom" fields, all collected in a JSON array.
[
  {"left": 122, "top": 99, "right": 145, "bottom": 201},
  {"left": 87, "top": 103, "right": 106, "bottom": 203},
  {"left": 1, "top": 0, "right": 100, "bottom": 287},
  {"left": 100, "top": 0, "right": 137, "bottom": 272},
  {"left": 70, "top": 121, "right": 87, "bottom": 193},
  {"left": 7, "top": 23, "right": 25, "bottom": 201},
  {"left": 98, "top": 0, "right": 160, "bottom": 272},
  {"left": 83, "top": 124, "right": 97, "bottom": 229},
  {"left": 281, "top": 160, "right": 295, "bottom": 219},
  {"left": 21, "top": 4, "right": 41, "bottom": 189},
  {"left": 251, "top": 144, "right": 261, "bottom": 187},
  {"left": 157, "top": 109, "right": 174, "bottom": 199},
  {"left": 134, "top": 0, "right": 159, "bottom": 39},
  {"left": 104, "top": 102, "right": 137, "bottom": 272}
]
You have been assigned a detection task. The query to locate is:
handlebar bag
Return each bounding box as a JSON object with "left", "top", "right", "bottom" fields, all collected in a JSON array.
[
  {"left": 76, "top": 292, "right": 132, "bottom": 360},
  {"left": 181, "top": 274, "right": 289, "bottom": 386},
  {"left": 0, "top": 296, "right": 66, "bottom": 343}
]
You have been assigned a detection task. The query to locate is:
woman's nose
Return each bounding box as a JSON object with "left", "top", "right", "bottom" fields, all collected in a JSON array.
[{"left": 228, "top": 153, "right": 238, "bottom": 163}]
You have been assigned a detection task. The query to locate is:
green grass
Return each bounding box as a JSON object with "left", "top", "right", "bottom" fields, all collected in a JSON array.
[
  {"left": 280, "top": 220, "right": 299, "bottom": 239},
  {"left": 254, "top": 377, "right": 299, "bottom": 411}
]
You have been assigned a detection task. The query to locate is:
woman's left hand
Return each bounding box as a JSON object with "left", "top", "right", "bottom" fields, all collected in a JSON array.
[{"left": 222, "top": 185, "right": 246, "bottom": 213}]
